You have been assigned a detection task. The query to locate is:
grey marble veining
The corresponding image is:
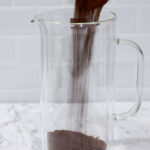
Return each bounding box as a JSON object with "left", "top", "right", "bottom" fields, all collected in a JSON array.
[
  {"left": 0, "top": 102, "right": 149, "bottom": 150},
  {"left": 114, "top": 103, "right": 150, "bottom": 150},
  {"left": 0, "top": 104, "right": 41, "bottom": 150}
]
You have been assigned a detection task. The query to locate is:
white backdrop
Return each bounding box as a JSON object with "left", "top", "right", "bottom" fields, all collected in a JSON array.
[{"left": 0, "top": 0, "right": 149, "bottom": 102}]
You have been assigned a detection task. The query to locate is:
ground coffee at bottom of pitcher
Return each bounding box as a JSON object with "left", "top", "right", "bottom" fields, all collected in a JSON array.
[{"left": 47, "top": 130, "right": 107, "bottom": 150}]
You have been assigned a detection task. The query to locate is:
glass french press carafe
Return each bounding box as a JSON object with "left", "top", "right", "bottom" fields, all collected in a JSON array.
[{"left": 32, "top": 8, "right": 144, "bottom": 150}]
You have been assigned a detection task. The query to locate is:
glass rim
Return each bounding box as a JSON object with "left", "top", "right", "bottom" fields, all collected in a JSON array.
[{"left": 31, "top": 8, "right": 117, "bottom": 25}]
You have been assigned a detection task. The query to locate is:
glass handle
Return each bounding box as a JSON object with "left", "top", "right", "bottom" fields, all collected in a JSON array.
[{"left": 114, "top": 39, "right": 144, "bottom": 120}]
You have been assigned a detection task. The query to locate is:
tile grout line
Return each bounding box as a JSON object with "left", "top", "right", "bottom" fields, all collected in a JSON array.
[{"left": 0, "top": 4, "right": 149, "bottom": 9}]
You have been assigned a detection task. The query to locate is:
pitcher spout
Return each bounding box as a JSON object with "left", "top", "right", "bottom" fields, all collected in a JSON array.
[{"left": 31, "top": 14, "right": 43, "bottom": 24}]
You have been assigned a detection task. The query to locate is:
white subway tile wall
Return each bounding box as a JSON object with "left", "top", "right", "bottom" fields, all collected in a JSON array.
[
  {"left": 110, "top": 7, "right": 137, "bottom": 33},
  {"left": 0, "top": 37, "right": 15, "bottom": 63},
  {"left": 0, "top": 0, "right": 149, "bottom": 102},
  {"left": 138, "top": 8, "right": 150, "bottom": 33},
  {"left": 14, "top": 0, "right": 64, "bottom": 6},
  {"left": 0, "top": 66, "right": 40, "bottom": 89},
  {"left": 0, "top": 0, "right": 12, "bottom": 6},
  {"left": 16, "top": 36, "right": 40, "bottom": 63}
]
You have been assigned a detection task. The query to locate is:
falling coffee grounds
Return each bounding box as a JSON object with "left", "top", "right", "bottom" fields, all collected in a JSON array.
[{"left": 48, "top": 0, "right": 108, "bottom": 150}]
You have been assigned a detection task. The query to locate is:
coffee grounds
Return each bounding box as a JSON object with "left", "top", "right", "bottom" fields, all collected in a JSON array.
[
  {"left": 68, "top": 0, "right": 109, "bottom": 130},
  {"left": 47, "top": 1, "right": 108, "bottom": 150},
  {"left": 48, "top": 130, "right": 107, "bottom": 150},
  {"left": 71, "top": 0, "right": 108, "bottom": 78}
]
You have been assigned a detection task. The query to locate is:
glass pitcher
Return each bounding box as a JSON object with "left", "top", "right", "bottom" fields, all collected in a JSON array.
[{"left": 31, "top": 8, "right": 144, "bottom": 150}]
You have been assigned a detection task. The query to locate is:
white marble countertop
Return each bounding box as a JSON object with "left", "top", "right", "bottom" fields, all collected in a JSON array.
[{"left": 0, "top": 102, "right": 149, "bottom": 150}]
